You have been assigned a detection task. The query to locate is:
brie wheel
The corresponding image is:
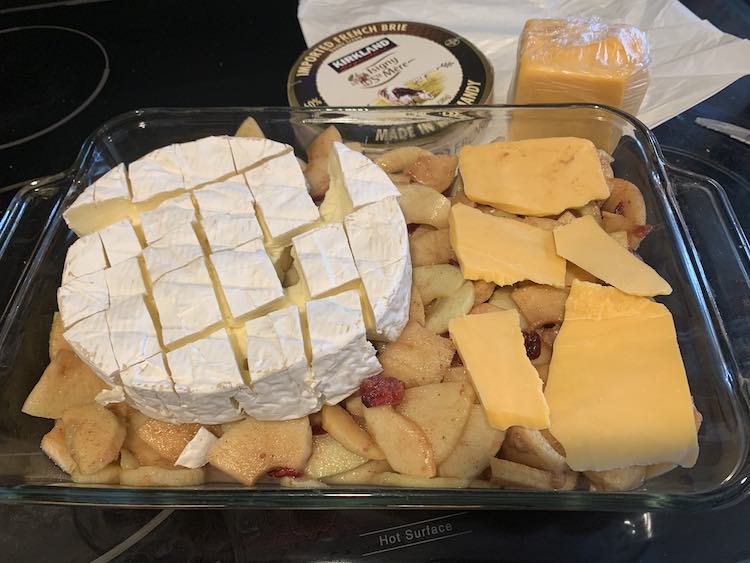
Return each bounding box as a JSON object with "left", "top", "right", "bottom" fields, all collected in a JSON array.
[{"left": 60, "top": 135, "right": 411, "bottom": 423}]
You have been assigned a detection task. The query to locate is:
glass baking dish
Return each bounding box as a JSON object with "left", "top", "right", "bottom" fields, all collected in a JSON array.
[{"left": 0, "top": 105, "right": 748, "bottom": 510}]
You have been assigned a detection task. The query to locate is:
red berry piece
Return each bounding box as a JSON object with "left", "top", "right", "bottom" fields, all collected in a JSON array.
[
  {"left": 359, "top": 375, "right": 405, "bottom": 408},
  {"left": 522, "top": 330, "right": 542, "bottom": 360},
  {"left": 267, "top": 467, "right": 304, "bottom": 478},
  {"left": 630, "top": 224, "right": 653, "bottom": 239},
  {"left": 312, "top": 425, "right": 327, "bottom": 435}
]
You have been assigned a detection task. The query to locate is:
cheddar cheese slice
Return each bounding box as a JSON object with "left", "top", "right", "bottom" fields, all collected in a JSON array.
[
  {"left": 545, "top": 281, "right": 698, "bottom": 472},
  {"left": 449, "top": 204, "right": 566, "bottom": 287},
  {"left": 553, "top": 216, "right": 672, "bottom": 296},
  {"left": 449, "top": 309, "right": 549, "bottom": 431},
  {"left": 458, "top": 137, "right": 609, "bottom": 217}
]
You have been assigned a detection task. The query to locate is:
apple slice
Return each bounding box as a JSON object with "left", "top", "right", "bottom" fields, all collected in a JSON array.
[
  {"left": 62, "top": 403, "right": 126, "bottom": 475},
  {"left": 49, "top": 312, "right": 71, "bottom": 360},
  {"left": 585, "top": 467, "right": 645, "bottom": 491},
  {"left": 438, "top": 405, "right": 505, "bottom": 479},
  {"left": 378, "top": 320, "right": 455, "bottom": 387},
  {"left": 124, "top": 411, "right": 172, "bottom": 467},
  {"left": 41, "top": 420, "right": 77, "bottom": 474},
  {"left": 207, "top": 417, "right": 312, "bottom": 486},
  {"left": 304, "top": 434, "right": 368, "bottom": 479},
  {"left": 490, "top": 459, "right": 578, "bottom": 491},
  {"left": 369, "top": 472, "right": 470, "bottom": 488},
  {"left": 500, "top": 426, "right": 569, "bottom": 474},
  {"left": 22, "top": 349, "right": 109, "bottom": 419},
  {"left": 120, "top": 466, "right": 205, "bottom": 487},
  {"left": 322, "top": 460, "right": 391, "bottom": 485},
  {"left": 363, "top": 405, "right": 435, "bottom": 477},
  {"left": 71, "top": 464, "right": 120, "bottom": 484},
  {"left": 395, "top": 382, "right": 473, "bottom": 464},
  {"left": 136, "top": 419, "right": 203, "bottom": 464},
  {"left": 321, "top": 405, "right": 385, "bottom": 460}
]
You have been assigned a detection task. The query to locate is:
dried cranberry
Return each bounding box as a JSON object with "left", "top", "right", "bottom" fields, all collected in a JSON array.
[
  {"left": 267, "top": 467, "right": 304, "bottom": 478},
  {"left": 613, "top": 201, "right": 625, "bottom": 215},
  {"left": 522, "top": 330, "right": 542, "bottom": 360},
  {"left": 312, "top": 425, "right": 327, "bottom": 435},
  {"left": 407, "top": 223, "right": 419, "bottom": 233},
  {"left": 360, "top": 375, "right": 405, "bottom": 407},
  {"left": 630, "top": 224, "right": 653, "bottom": 239}
]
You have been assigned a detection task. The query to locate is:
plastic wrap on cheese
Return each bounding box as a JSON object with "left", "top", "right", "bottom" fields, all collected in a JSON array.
[{"left": 510, "top": 18, "right": 650, "bottom": 115}]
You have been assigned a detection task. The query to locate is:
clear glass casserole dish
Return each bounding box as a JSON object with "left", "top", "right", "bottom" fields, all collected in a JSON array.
[{"left": 0, "top": 105, "right": 748, "bottom": 510}]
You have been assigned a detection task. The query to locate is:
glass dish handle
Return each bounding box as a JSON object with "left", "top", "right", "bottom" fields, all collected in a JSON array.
[
  {"left": 666, "top": 164, "right": 750, "bottom": 381},
  {"left": 0, "top": 172, "right": 70, "bottom": 323}
]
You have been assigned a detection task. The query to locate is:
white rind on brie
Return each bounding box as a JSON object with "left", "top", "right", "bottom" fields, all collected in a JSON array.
[
  {"left": 344, "top": 197, "right": 411, "bottom": 340},
  {"left": 57, "top": 270, "right": 109, "bottom": 328},
  {"left": 142, "top": 222, "right": 203, "bottom": 282},
  {"left": 104, "top": 256, "right": 146, "bottom": 304},
  {"left": 57, "top": 135, "right": 412, "bottom": 424},
  {"left": 227, "top": 137, "right": 291, "bottom": 172},
  {"left": 244, "top": 152, "right": 319, "bottom": 242},
  {"left": 92, "top": 163, "right": 131, "bottom": 205},
  {"left": 175, "top": 427, "right": 218, "bottom": 468},
  {"left": 128, "top": 144, "right": 185, "bottom": 203},
  {"left": 106, "top": 294, "right": 161, "bottom": 371},
  {"left": 152, "top": 258, "right": 224, "bottom": 347},
  {"left": 139, "top": 193, "right": 196, "bottom": 244},
  {"left": 98, "top": 219, "right": 142, "bottom": 267},
  {"left": 306, "top": 290, "right": 381, "bottom": 404},
  {"left": 63, "top": 311, "right": 119, "bottom": 383},
  {"left": 176, "top": 136, "right": 235, "bottom": 189},
  {"left": 193, "top": 176, "right": 255, "bottom": 217},
  {"left": 236, "top": 306, "right": 321, "bottom": 420},
  {"left": 165, "top": 329, "right": 244, "bottom": 424},
  {"left": 120, "top": 353, "right": 184, "bottom": 422},
  {"left": 210, "top": 239, "right": 283, "bottom": 320},
  {"left": 291, "top": 223, "right": 358, "bottom": 298},
  {"left": 320, "top": 142, "right": 400, "bottom": 222},
  {"left": 61, "top": 233, "right": 107, "bottom": 285}
]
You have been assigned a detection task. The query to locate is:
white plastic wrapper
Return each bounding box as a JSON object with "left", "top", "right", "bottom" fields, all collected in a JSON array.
[{"left": 298, "top": 0, "right": 750, "bottom": 128}]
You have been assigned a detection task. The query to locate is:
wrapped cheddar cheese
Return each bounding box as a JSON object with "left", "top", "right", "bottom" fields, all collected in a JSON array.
[{"left": 510, "top": 18, "right": 651, "bottom": 114}]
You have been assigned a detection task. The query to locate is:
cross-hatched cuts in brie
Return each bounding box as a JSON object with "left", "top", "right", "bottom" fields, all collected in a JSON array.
[
  {"left": 63, "top": 163, "right": 133, "bottom": 235},
  {"left": 175, "top": 136, "right": 235, "bottom": 189},
  {"left": 344, "top": 197, "right": 411, "bottom": 341},
  {"left": 98, "top": 218, "right": 142, "bottom": 267},
  {"left": 142, "top": 222, "right": 204, "bottom": 282},
  {"left": 227, "top": 137, "right": 291, "bottom": 172},
  {"left": 63, "top": 311, "right": 119, "bottom": 384},
  {"left": 152, "top": 257, "right": 224, "bottom": 347},
  {"left": 320, "top": 141, "right": 400, "bottom": 222},
  {"left": 139, "top": 193, "right": 196, "bottom": 244},
  {"left": 244, "top": 151, "right": 319, "bottom": 242},
  {"left": 61, "top": 233, "right": 107, "bottom": 285},
  {"left": 59, "top": 135, "right": 412, "bottom": 424},
  {"left": 306, "top": 290, "right": 381, "bottom": 404},
  {"left": 166, "top": 329, "right": 244, "bottom": 424},
  {"left": 120, "top": 353, "right": 185, "bottom": 422},
  {"left": 128, "top": 144, "right": 185, "bottom": 203},
  {"left": 291, "top": 222, "right": 359, "bottom": 298},
  {"left": 210, "top": 239, "right": 283, "bottom": 320},
  {"left": 57, "top": 269, "right": 109, "bottom": 328},
  {"left": 106, "top": 293, "right": 161, "bottom": 371},
  {"left": 234, "top": 306, "right": 321, "bottom": 420}
]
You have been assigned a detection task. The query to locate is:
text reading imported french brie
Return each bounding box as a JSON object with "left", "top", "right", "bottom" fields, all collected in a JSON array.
[
  {"left": 544, "top": 281, "right": 698, "bottom": 471},
  {"left": 553, "top": 216, "right": 672, "bottom": 296},
  {"left": 449, "top": 309, "right": 550, "bottom": 431},
  {"left": 449, "top": 203, "right": 566, "bottom": 287},
  {"left": 458, "top": 137, "right": 610, "bottom": 217}
]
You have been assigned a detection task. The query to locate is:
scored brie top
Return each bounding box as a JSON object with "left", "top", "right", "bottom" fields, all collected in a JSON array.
[{"left": 59, "top": 135, "right": 411, "bottom": 423}]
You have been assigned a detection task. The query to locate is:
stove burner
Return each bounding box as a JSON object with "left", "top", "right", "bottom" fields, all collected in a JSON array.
[{"left": 0, "top": 25, "right": 109, "bottom": 150}]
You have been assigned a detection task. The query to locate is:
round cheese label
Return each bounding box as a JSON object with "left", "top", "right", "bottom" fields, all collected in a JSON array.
[{"left": 288, "top": 22, "right": 493, "bottom": 145}]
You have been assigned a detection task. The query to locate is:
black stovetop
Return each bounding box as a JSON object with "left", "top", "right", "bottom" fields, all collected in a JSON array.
[{"left": 2, "top": 1, "right": 750, "bottom": 561}]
